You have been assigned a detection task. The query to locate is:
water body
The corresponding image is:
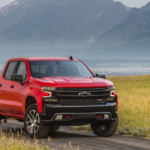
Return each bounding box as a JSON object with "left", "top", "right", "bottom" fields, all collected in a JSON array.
[{"left": 91, "top": 68, "right": 150, "bottom": 76}]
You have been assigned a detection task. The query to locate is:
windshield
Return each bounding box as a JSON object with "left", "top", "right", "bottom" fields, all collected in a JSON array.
[{"left": 30, "top": 61, "right": 93, "bottom": 78}]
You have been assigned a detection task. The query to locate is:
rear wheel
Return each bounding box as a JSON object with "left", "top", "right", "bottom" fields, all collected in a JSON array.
[
  {"left": 24, "top": 104, "right": 50, "bottom": 138},
  {"left": 91, "top": 117, "right": 118, "bottom": 137}
]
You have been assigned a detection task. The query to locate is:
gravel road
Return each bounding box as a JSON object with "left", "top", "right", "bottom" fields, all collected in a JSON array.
[{"left": 0, "top": 120, "right": 150, "bottom": 150}]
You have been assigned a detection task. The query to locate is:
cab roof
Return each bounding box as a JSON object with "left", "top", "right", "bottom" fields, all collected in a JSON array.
[{"left": 9, "top": 57, "right": 79, "bottom": 62}]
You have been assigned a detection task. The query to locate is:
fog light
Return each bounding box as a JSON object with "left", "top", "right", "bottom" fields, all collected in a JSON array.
[
  {"left": 104, "top": 114, "right": 110, "bottom": 119},
  {"left": 55, "top": 115, "right": 62, "bottom": 120}
]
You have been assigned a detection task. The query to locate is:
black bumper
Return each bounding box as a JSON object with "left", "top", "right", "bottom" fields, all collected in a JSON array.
[{"left": 39, "top": 102, "right": 117, "bottom": 125}]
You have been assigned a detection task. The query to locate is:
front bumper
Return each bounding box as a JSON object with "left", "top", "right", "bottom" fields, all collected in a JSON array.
[{"left": 39, "top": 102, "right": 117, "bottom": 125}]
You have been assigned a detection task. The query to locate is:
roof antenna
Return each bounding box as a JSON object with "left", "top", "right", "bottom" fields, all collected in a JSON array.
[{"left": 69, "top": 56, "right": 73, "bottom": 60}]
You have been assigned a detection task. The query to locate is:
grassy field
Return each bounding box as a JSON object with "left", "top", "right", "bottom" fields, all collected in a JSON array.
[
  {"left": 75, "top": 75, "right": 150, "bottom": 138},
  {"left": 0, "top": 130, "right": 51, "bottom": 150},
  {"left": 0, "top": 129, "right": 78, "bottom": 150}
]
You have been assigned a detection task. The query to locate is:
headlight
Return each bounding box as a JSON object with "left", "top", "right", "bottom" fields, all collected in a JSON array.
[
  {"left": 106, "top": 90, "right": 116, "bottom": 102},
  {"left": 41, "top": 87, "right": 57, "bottom": 91},
  {"left": 108, "top": 86, "right": 115, "bottom": 91}
]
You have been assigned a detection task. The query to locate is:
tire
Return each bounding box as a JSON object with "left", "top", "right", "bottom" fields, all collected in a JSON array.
[
  {"left": 91, "top": 117, "right": 118, "bottom": 137},
  {"left": 50, "top": 125, "right": 60, "bottom": 132},
  {"left": 24, "top": 104, "right": 50, "bottom": 138}
]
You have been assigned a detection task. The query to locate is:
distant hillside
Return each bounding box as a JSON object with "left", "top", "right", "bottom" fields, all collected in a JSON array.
[
  {"left": 93, "top": 2, "right": 150, "bottom": 50},
  {"left": 0, "top": 0, "right": 127, "bottom": 50},
  {"left": 82, "top": 2, "right": 150, "bottom": 60},
  {"left": 1, "top": 0, "right": 150, "bottom": 61}
]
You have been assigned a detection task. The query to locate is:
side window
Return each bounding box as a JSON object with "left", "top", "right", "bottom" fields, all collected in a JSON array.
[
  {"left": 4, "top": 61, "right": 17, "bottom": 80},
  {"left": 17, "top": 62, "right": 27, "bottom": 82}
]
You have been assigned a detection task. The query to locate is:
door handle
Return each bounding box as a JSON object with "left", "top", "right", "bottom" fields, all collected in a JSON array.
[
  {"left": 0, "top": 84, "right": 2, "bottom": 87},
  {"left": 10, "top": 85, "right": 14, "bottom": 88}
]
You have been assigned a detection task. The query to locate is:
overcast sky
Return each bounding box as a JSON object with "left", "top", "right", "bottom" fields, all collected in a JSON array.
[
  {"left": 114, "top": 0, "right": 150, "bottom": 8},
  {"left": 0, "top": 0, "right": 150, "bottom": 8},
  {"left": 0, "top": 0, "right": 15, "bottom": 7}
]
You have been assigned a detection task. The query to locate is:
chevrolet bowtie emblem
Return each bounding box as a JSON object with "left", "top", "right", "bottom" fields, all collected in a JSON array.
[{"left": 78, "top": 92, "right": 91, "bottom": 97}]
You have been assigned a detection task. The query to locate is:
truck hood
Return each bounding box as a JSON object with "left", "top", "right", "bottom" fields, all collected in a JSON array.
[{"left": 36, "top": 77, "right": 114, "bottom": 87}]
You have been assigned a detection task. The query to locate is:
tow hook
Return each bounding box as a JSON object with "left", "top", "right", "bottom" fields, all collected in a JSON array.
[{"left": 4, "top": 118, "right": 7, "bottom": 123}]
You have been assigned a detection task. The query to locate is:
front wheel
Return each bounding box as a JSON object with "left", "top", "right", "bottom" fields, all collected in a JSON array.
[
  {"left": 24, "top": 104, "right": 50, "bottom": 138},
  {"left": 50, "top": 125, "right": 60, "bottom": 132},
  {"left": 91, "top": 117, "right": 118, "bottom": 137}
]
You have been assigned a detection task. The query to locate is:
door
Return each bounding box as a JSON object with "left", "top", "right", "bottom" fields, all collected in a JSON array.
[
  {"left": 0, "top": 61, "right": 18, "bottom": 113},
  {"left": 8, "top": 61, "right": 27, "bottom": 115},
  {"left": 0, "top": 61, "right": 27, "bottom": 115}
]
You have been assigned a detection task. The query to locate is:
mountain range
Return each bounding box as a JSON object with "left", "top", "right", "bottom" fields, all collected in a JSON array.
[
  {"left": 0, "top": 0, "right": 150, "bottom": 60},
  {"left": 0, "top": 0, "right": 127, "bottom": 50},
  {"left": 89, "top": 2, "right": 150, "bottom": 59}
]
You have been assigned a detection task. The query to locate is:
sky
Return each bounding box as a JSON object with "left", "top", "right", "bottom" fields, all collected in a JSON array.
[
  {"left": 0, "top": 0, "right": 15, "bottom": 7},
  {"left": 0, "top": 0, "right": 150, "bottom": 8},
  {"left": 114, "top": 0, "right": 150, "bottom": 8}
]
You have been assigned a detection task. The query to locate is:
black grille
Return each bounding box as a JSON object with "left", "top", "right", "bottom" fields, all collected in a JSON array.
[
  {"left": 54, "top": 87, "right": 110, "bottom": 105},
  {"left": 58, "top": 87, "right": 108, "bottom": 91},
  {"left": 59, "top": 98, "right": 105, "bottom": 105}
]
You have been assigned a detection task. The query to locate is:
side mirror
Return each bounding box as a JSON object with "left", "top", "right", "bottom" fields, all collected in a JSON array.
[
  {"left": 95, "top": 74, "right": 106, "bottom": 79},
  {"left": 11, "top": 74, "right": 23, "bottom": 83}
]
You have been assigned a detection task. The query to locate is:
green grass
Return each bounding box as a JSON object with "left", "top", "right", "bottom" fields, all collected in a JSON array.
[{"left": 75, "top": 75, "right": 150, "bottom": 138}]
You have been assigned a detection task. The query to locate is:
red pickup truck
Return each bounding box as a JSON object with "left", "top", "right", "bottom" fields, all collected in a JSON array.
[{"left": 0, "top": 57, "right": 118, "bottom": 138}]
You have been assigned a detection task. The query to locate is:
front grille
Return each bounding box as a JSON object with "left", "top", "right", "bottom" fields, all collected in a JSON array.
[
  {"left": 53, "top": 87, "right": 111, "bottom": 105},
  {"left": 59, "top": 98, "right": 105, "bottom": 105},
  {"left": 58, "top": 87, "right": 108, "bottom": 91},
  {"left": 57, "top": 91, "right": 109, "bottom": 97}
]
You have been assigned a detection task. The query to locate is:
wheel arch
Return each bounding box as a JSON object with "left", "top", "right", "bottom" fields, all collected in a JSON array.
[
  {"left": 25, "top": 96, "right": 37, "bottom": 112},
  {"left": 24, "top": 94, "right": 43, "bottom": 114}
]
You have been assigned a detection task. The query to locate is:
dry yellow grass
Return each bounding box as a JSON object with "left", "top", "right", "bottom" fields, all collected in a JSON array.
[
  {"left": 0, "top": 129, "right": 79, "bottom": 150},
  {"left": 108, "top": 75, "right": 150, "bottom": 137},
  {"left": 75, "top": 75, "right": 150, "bottom": 137},
  {"left": 0, "top": 129, "right": 51, "bottom": 150},
  {"left": 0, "top": 138, "right": 50, "bottom": 150}
]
